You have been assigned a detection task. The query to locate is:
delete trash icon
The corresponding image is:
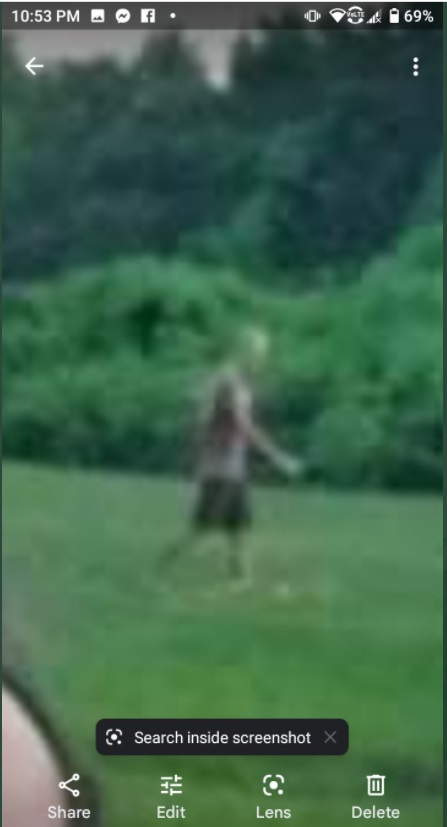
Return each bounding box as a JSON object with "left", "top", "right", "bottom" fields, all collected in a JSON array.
[{"left": 367, "top": 775, "right": 386, "bottom": 796}]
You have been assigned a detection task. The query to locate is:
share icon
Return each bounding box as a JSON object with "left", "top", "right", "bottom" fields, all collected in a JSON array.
[{"left": 59, "top": 774, "right": 80, "bottom": 798}]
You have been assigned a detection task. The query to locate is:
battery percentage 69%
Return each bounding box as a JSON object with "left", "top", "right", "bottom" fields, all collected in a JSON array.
[{"left": 404, "top": 10, "right": 434, "bottom": 23}]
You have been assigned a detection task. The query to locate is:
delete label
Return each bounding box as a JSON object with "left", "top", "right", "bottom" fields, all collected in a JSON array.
[{"left": 352, "top": 806, "right": 400, "bottom": 819}]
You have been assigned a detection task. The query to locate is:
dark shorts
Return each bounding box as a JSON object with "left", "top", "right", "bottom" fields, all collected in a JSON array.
[{"left": 193, "top": 478, "right": 251, "bottom": 533}]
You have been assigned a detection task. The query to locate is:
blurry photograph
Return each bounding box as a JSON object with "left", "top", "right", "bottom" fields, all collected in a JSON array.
[{"left": 2, "top": 10, "right": 443, "bottom": 827}]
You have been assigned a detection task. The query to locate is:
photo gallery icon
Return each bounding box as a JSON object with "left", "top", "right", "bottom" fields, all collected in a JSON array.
[{"left": 91, "top": 9, "right": 105, "bottom": 23}]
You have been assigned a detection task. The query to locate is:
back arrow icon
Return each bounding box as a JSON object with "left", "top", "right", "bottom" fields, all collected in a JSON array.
[{"left": 26, "top": 57, "right": 44, "bottom": 76}]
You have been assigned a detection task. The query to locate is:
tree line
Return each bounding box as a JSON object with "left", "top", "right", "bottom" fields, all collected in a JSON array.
[
  {"left": 3, "top": 226, "right": 442, "bottom": 489},
  {"left": 3, "top": 25, "right": 442, "bottom": 285}
]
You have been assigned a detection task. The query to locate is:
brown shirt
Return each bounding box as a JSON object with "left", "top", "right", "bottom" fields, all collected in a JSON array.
[{"left": 197, "top": 366, "right": 253, "bottom": 482}]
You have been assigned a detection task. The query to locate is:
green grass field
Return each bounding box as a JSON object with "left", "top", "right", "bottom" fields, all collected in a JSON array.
[{"left": 3, "top": 462, "right": 443, "bottom": 826}]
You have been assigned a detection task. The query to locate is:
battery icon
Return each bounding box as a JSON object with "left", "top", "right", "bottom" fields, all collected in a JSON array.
[{"left": 389, "top": 8, "right": 400, "bottom": 23}]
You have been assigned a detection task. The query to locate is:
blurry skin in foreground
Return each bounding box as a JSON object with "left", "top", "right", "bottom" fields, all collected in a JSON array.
[{"left": 2, "top": 686, "right": 66, "bottom": 827}]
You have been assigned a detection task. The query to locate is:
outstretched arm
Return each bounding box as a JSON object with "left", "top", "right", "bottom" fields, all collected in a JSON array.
[{"left": 248, "top": 421, "right": 301, "bottom": 477}]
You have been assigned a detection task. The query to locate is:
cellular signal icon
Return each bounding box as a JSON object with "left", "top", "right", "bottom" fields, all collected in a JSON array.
[
  {"left": 367, "top": 9, "right": 382, "bottom": 24},
  {"left": 330, "top": 8, "right": 347, "bottom": 22}
]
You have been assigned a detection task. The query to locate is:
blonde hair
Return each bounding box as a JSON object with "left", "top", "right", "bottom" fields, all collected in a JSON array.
[{"left": 236, "top": 325, "right": 270, "bottom": 361}]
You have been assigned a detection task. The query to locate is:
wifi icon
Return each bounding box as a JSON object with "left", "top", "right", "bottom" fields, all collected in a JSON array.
[{"left": 330, "top": 8, "right": 347, "bottom": 22}]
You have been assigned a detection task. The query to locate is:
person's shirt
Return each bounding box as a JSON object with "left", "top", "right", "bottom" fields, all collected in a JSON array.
[{"left": 197, "top": 365, "right": 253, "bottom": 482}]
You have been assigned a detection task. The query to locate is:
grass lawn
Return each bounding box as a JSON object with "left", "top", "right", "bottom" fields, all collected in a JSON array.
[{"left": 2, "top": 462, "right": 443, "bottom": 826}]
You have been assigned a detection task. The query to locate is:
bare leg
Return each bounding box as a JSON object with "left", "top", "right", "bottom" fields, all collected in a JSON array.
[{"left": 227, "top": 530, "right": 252, "bottom": 587}]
